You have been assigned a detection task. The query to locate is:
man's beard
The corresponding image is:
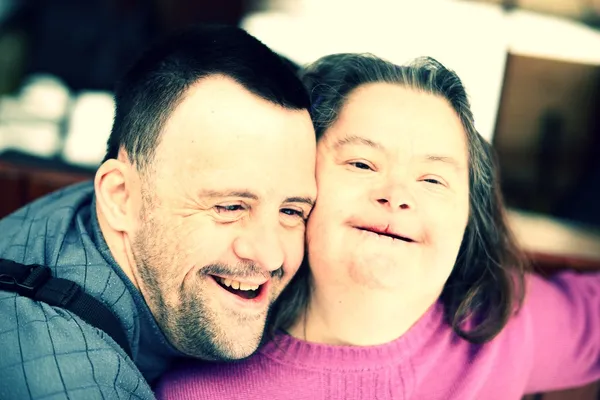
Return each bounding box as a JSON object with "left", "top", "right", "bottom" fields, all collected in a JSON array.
[{"left": 131, "top": 217, "right": 281, "bottom": 360}]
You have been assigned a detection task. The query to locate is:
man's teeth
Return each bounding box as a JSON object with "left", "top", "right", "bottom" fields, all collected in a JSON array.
[{"left": 218, "top": 277, "right": 259, "bottom": 291}]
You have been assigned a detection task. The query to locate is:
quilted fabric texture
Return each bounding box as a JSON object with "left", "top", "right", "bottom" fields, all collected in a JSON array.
[{"left": 0, "top": 182, "right": 177, "bottom": 400}]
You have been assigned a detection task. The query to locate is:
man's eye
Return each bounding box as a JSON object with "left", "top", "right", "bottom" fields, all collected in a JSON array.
[
  {"left": 281, "top": 208, "right": 306, "bottom": 220},
  {"left": 215, "top": 204, "right": 245, "bottom": 213},
  {"left": 349, "top": 161, "right": 372, "bottom": 170},
  {"left": 423, "top": 178, "right": 442, "bottom": 185}
]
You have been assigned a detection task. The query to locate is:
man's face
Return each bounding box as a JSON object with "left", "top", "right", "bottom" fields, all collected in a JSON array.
[
  {"left": 131, "top": 76, "right": 316, "bottom": 360},
  {"left": 307, "top": 83, "right": 469, "bottom": 306}
]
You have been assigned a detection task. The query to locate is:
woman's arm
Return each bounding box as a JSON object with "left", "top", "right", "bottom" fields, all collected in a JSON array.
[{"left": 525, "top": 270, "right": 600, "bottom": 393}]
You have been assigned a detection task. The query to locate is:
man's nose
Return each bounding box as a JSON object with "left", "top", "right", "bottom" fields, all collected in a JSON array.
[{"left": 232, "top": 222, "right": 285, "bottom": 274}]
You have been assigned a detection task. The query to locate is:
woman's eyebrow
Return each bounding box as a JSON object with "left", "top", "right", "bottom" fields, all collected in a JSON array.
[{"left": 332, "top": 135, "right": 384, "bottom": 151}]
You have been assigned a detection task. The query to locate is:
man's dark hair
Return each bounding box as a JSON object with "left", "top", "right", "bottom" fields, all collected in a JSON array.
[
  {"left": 272, "top": 53, "right": 528, "bottom": 345},
  {"left": 104, "top": 24, "right": 310, "bottom": 169}
]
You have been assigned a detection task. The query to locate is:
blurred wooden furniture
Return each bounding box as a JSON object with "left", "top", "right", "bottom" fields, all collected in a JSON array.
[
  {"left": 509, "top": 209, "right": 600, "bottom": 272},
  {"left": 0, "top": 153, "right": 93, "bottom": 218}
]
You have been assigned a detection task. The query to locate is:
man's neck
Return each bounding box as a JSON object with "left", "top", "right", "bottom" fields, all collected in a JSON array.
[
  {"left": 288, "top": 280, "right": 436, "bottom": 347},
  {"left": 95, "top": 201, "right": 141, "bottom": 289}
]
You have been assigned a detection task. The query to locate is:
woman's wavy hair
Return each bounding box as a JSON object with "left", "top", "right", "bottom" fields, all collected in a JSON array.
[{"left": 270, "top": 53, "right": 528, "bottom": 344}]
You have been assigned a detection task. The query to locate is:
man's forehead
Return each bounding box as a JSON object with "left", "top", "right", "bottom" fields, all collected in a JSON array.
[{"left": 160, "top": 78, "right": 313, "bottom": 147}]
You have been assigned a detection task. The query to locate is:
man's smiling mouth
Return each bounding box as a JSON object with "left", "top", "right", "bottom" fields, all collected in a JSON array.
[{"left": 209, "top": 275, "right": 267, "bottom": 301}]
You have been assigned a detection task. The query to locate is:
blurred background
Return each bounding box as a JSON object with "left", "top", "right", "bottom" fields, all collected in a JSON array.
[{"left": 0, "top": 0, "right": 599, "bottom": 398}]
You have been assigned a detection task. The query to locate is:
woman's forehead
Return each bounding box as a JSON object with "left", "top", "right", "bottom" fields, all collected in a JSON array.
[{"left": 322, "top": 83, "right": 469, "bottom": 166}]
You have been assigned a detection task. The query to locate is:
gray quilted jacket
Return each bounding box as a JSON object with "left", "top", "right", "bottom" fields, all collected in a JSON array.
[{"left": 0, "top": 182, "right": 180, "bottom": 399}]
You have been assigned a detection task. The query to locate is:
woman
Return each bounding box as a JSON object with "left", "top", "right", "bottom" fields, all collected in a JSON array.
[{"left": 155, "top": 54, "right": 600, "bottom": 400}]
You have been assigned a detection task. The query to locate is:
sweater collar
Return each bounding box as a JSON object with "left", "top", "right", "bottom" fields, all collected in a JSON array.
[{"left": 260, "top": 300, "right": 444, "bottom": 371}]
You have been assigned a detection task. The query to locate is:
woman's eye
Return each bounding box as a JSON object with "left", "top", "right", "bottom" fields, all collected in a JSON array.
[
  {"left": 349, "top": 161, "right": 372, "bottom": 170},
  {"left": 421, "top": 176, "right": 449, "bottom": 187}
]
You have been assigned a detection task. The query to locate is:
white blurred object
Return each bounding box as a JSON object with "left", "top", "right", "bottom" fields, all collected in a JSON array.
[
  {"left": 0, "top": 95, "right": 26, "bottom": 120},
  {"left": 507, "top": 9, "right": 600, "bottom": 65},
  {"left": 242, "top": 0, "right": 508, "bottom": 143},
  {"left": 0, "top": 121, "right": 62, "bottom": 157},
  {"left": 62, "top": 92, "right": 114, "bottom": 167},
  {"left": 0, "top": 74, "right": 69, "bottom": 157},
  {"left": 0, "top": 75, "right": 70, "bottom": 122},
  {"left": 18, "top": 74, "right": 71, "bottom": 121}
]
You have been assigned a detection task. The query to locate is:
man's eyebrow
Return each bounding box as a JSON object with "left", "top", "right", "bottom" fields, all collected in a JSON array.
[
  {"left": 332, "top": 135, "right": 384, "bottom": 151},
  {"left": 198, "top": 191, "right": 314, "bottom": 207},
  {"left": 284, "top": 196, "right": 315, "bottom": 207},
  {"left": 198, "top": 190, "right": 259, "bottom": 200}
]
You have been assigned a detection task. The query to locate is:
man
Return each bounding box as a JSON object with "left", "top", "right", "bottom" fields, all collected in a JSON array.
[{"left": 0, "top": 24, "right": 316, "bottom": 399}]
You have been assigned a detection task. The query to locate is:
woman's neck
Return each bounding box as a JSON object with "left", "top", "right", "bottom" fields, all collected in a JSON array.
[{"left": 288, "top": 280, "right": 437, "bottom": 346}]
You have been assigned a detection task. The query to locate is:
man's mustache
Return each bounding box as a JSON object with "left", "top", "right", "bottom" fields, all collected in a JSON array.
[{"left": 201, "top": 262, "right": 284, "bottom": 280}]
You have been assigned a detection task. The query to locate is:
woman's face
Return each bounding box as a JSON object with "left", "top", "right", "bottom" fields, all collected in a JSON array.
[{"left": 306, "top": 82, "right": 470, "bottom": 304}]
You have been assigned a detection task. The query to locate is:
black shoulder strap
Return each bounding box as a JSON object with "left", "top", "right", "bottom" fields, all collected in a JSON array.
[{"left": 0, "top": 259, "right": 132, "bottom": 358}]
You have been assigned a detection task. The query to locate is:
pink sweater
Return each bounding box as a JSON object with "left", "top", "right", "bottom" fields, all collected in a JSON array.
[{"left": 155, "top": 272, "right": 600, "bottom": 400}]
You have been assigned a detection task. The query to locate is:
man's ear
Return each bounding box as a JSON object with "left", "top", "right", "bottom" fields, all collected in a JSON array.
[{"left": 94, "top": 151, "right": 139, "bottom": 233}]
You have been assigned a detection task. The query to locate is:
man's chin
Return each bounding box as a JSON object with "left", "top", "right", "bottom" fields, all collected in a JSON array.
[
  {"left": 210, "top": 307, "right": 274, "bottom": 360},
  {"left": 201, "top": 336, "right": 263, "bottom": 362},
  {"left": 170, "top": 293, "right": 274, "bottom": 361},
  {"left": 203, "top": 321, "right": 268, "bottom": 360},
  {"left": 221, "top": 346, "right": 261, "bottom": 362}
]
